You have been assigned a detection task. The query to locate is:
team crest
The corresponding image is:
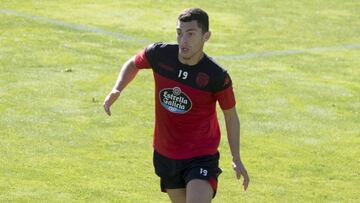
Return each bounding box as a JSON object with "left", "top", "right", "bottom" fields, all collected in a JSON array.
[
  {"left": 196, "top": 72, "right": 209, "bottom": 88},
  {"left": 159, "top": 87, "right": 192, "bottom": 114}
]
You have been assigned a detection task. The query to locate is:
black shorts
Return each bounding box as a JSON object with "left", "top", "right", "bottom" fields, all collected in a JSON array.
[{"left": 153, "top": 150, "right": 222, "bottom": 197}]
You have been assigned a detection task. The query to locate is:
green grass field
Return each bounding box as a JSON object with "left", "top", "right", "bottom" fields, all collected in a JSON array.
[{"left": 1, "top": 0, "right": 359, "bottom": 202}]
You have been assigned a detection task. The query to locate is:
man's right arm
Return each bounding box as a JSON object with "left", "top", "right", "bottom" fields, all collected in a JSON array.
[{"left": 103, "top": 56, "right": 139, "bottom": 116}]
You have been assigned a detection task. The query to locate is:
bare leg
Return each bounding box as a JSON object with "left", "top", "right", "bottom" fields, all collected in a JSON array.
[
  {"left": 166, "top": 188, "right": 186, "bottom": 203},
  {"left": 186, "top": 179, "right": 213, "bottom": 203}
]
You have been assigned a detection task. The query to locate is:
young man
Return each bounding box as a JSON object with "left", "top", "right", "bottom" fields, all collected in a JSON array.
[{"left": 103, "top": 8, "right": 249, "bottom": 203}]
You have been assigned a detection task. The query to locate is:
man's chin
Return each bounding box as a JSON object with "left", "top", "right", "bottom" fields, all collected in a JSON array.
[{"left": 179, "top": 53, "right": 191, "bottom": 60}]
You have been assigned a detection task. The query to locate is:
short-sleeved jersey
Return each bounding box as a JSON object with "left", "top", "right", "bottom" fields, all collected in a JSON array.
[{"left": 134, "top": 43, "right": 236, "bottom": 159}]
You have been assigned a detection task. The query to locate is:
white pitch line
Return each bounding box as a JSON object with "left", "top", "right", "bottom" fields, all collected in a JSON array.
[
  {"left": 0, "top": 9, "right": 150, "bottom": 44},
  {"left": 213, "top": 44, "right": 360, "bottom": 60},
  {"left": 1, "top": 9, "right": 359, "bottom": 60}
]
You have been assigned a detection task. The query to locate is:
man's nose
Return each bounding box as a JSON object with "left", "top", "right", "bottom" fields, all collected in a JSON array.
[{"left": 179, "top": 35, "right": 189, "bottom": 45}]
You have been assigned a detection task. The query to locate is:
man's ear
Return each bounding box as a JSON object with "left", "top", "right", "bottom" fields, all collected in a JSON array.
[{"left": 204, "top": 31, "right": 211, "bottom": 42}]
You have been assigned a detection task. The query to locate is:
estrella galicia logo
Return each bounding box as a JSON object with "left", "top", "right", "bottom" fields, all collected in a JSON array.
[{"left": 159, "top": 87, "right": 192, "bottom": 114}]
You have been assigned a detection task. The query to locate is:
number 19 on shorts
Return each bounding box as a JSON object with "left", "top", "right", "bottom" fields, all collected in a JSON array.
[{"left": 200, "top": 168, "right": 208, "bottom": 176}]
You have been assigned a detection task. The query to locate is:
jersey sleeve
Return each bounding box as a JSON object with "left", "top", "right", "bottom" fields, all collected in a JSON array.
[
  {"left": 134, "top": 48, "right": 150, "bottom": 69},
  {"left": 213, "top": 72, "right": 236, "bottom": 110},
  {"left": 134, "top": 43, "right": 161, "bottom": 69}
]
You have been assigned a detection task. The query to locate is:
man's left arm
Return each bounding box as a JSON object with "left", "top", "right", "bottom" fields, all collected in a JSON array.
[{"left": 223, "top": 106, "right": 250, "bottom": 191}]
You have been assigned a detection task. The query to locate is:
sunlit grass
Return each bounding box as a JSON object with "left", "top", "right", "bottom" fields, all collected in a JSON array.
[{"left": 0, "top": 0, "right": 359, "bottom": 202}]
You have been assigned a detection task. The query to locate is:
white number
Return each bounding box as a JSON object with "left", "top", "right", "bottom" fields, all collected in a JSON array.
[
  {"left": 178, "top": 70, "right": 188, "bottom": 79},
  {"left": 200, "top": 168, "right": 208, "bottom": 176}
]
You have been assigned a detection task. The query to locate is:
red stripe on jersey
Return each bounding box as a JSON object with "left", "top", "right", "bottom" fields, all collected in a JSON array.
[
  {"left": 135, "top": 48, "right": 151, "bottom": 69},
  {"left": 214, "top": 86, "right": 236, "bottom": 110},
  {"left": 153, "top": 72, "right": 221, "bottom": 159}
]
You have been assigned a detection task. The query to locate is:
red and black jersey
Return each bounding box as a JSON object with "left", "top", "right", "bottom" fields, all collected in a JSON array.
[{"left": 135, "top": 43, "right": 236, "bottom": 159}]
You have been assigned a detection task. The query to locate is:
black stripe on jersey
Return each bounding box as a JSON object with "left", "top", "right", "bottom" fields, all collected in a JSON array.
[{"left": 145, "top": 43, "right": 232, "bottom": 93}]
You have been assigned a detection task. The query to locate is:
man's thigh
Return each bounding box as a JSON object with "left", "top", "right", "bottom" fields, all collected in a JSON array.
[
  {"left": 186, "top": 179, "right": 213, "bottom": 203},
  {"left": 167, "top": 188, "right": 186, "bottom": 203}
]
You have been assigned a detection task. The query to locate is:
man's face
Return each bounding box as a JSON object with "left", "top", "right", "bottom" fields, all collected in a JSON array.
[{"left": 176, "top": 20, "right": 209, "bottom": 60}]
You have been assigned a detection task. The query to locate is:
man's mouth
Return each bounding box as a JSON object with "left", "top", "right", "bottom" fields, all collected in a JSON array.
[{"left": 181, "top": 47, "right": 190, "bottom": 52}]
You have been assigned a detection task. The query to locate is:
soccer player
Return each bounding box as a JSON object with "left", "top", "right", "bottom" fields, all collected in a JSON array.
[{"left": 103, "top": 8, "right": 249, "bottom": 203}]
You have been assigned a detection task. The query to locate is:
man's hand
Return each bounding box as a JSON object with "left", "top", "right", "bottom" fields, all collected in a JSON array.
[
  {"left": 103, "top": 89, "right": 121, "bottom": 116},
  {"left": 232, "top": 158, "right": 250, "bottom": 191}
]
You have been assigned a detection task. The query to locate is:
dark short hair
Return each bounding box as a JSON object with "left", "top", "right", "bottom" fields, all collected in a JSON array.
[{"left": 178, "top": 8, "right": 209, "bottom": 33}]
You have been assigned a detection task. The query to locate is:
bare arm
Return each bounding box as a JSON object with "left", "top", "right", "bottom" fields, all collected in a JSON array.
[
  {"left": 223, "top": 106, "right": 250, "bottom": 191},
  {"left": 103, "top": 56, "right": 139, "bottom": 116}
]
